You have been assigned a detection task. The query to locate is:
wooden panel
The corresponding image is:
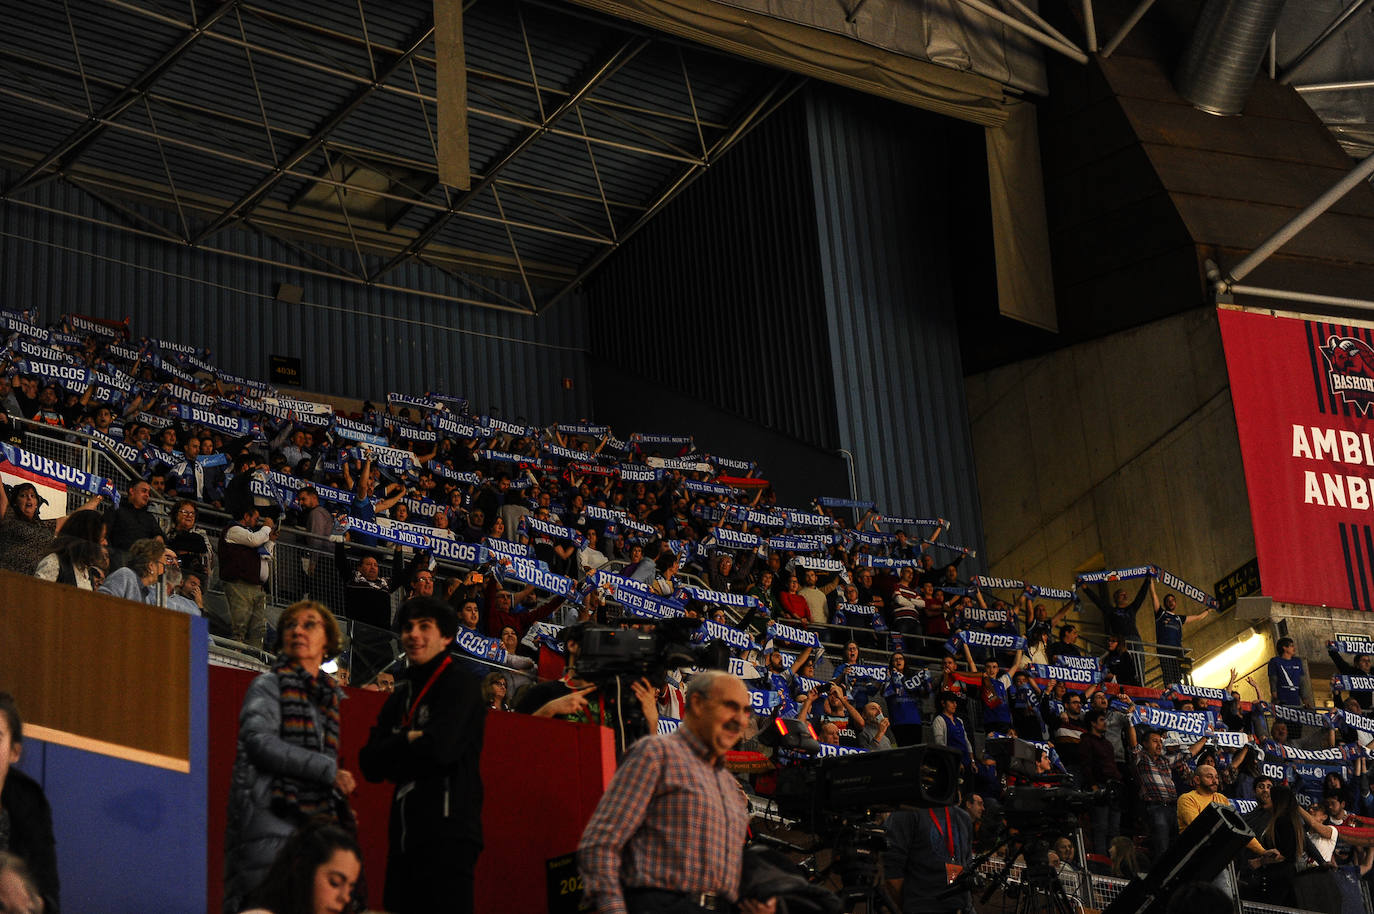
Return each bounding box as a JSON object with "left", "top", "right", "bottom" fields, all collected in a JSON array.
[{"left": 0, "top": 571, "right": 190, "bottom": 766}]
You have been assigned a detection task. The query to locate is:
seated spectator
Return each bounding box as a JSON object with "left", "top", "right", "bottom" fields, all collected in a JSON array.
[
  {"left": 164, "top": 499, "right": 212, "bottom": 581},
  {"left": 33, "top": 508, "right": 108, "bottom": 590},
  {"left": 0, "top": 693, "right": 58, "bottom": 914},
  {"left": 857, "top": 701, "right": 894, "bottom": 751},
  {"left": 166, "top": 572, "right": 206, "bottom": 617},
  {"left": 0, "top": 482, "right": 100, "bottom": 575},
  {"left": 98, "top": 538, "right": 172, "bottom": 605},
  {"left": 483, "top": 672, "right": 512, "bottom": 711},
  {"left": 238, "top": 823, "right": 362, "bottom": 914}
]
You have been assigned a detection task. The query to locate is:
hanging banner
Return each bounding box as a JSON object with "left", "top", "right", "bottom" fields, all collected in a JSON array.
[{"left": 1219, "top": 308, "right": 1374, "bottom": 611}]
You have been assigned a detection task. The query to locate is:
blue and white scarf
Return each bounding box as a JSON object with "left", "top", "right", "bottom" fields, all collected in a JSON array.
[
  {"left": 814, "top": 496, "right": 874, "bottom": 510},
  {"left": 0, "top": 443, "right": 120, "bottom": 505},
  {"left": 767, "top": 534, "right": 830, "bottom": 553},
  {"left": 709, "top": 526, "right": 762, "bottom": 550},
  {"left": 695, "top": 618, "right": 758, "bottom": 653},
  {"left": 482, "top": 549, "right": 577, "bottom": 598},
  {"left": 1130, "top": 705, "right": 1208, "bottom": 736},
  {"left": 1335, "top": 674, "right": 1374, "bottom": 693},
  {"left": 923, "top": 538, "right": 977, "bottom": 557},
  {"left": 172, "top": 403, "right": 259, "bottom": 436},
  {"left": 1028, "top": 663, "right": 1101, "bottom": 685},
  {"left": 15, "top": 357, "right": 90, "bottom": 392},
  {"left": 877, "top": 514, "right": 948, "bottom": 529},
  {"left": 1330, "top": 640, "right": 1374, "bottom": 656},
  {"left": 631, "top": 432, "right": 692, "bottom": 448},
  {"left": 675, "top": 584, "right": 763, "bottom": 612},
  {"left": 777, "top": 507, "right": 833, "bottom": 528},
  {"left": 520, "top": 514, "right": 586, "bottom": 548},
  {"left": 1271, "top": 704, "right": 1333, "bottom": 729},
  {"left": 453, "top": 628, "right": 515, "bottom": 666},
  {"left": 1168, "top": 683, "right": 1230, "bottom": 702},
  {"left": 957, "top": 629, "right": 1027, "bottom": 651},
  {"left": 1, "top": 312, "right": 49, "bottom": 341},
  {"left": 431, "top": 413, "right": 493, "bottom": 439},
  {"left": 557, "top": 423, "right": 609, "bottom": 438},
  {"left": 387, "top": 392, "right": 445, "bottom": 412},
  {"left": 483, "top": 416, "right": 539, "bottom": 439},
  {"left": 617, "top": 464, "right": 662, "bottom": 482},
  {"left": 709, "top": 455, "right": 755, "bottom": 473},
  {"left": 725, "top": 505, "right": 786, "bottom": 528},
  {"left": 791, "top": 555, "right": 846, "bottom": 574},
  {"left": 1076, "top": 566, "right": 1154, "bottom": 584},
  {"left": 855, "top": 554, "right": 920, "bottom": 569},
  {"left": 430, "top": 393, "right": 469, "bottom": 414},
  {"left": 766, "top": 620, "right": 822, "bottom": 650}
]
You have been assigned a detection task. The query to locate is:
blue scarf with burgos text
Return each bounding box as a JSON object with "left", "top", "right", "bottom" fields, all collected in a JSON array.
[
  {"left": 520, "top": 514, "right": 586, "bottom": 548},
  {"left": 972, "top": 575, "right": 1075, "bottom": 602},
  {"left": 1028, "top": 663, "right": 1101, "bottom": 684},
  {"left": 1270, "top": 703, "right": 1333, "bottom": 729},
  {"left": 955, "top": 629, "right": 1026, "bottom": 650},
  {"left": 1330, "top": 640, "right": 1374, "bottom": 656},
  {"left": 388, "top": 392, "right": 445, "bottom": 411},
  {"left": 1167, "top": 683, "right": 1229, "bottom": 702},
  {"left": 1130, "top": 705, "right": 1208, "bottom": 736},
  {"left": 482, "top": 550, "right": 577, "bottom": 598},
  {"left": 453, "top": 628, "right": 516, "bottom": 666},
  {"left": 767, "top": 534, "right": 829, "bottom": 553},
  {"left": 695, "top": 618, "right": 758, "bottom": 653},
  {"left": 725, "top": 505, "right": 786, "bottom": 528},
  {"left": 777, "top": 507, "right": 833, "bottom": 528},
  {"left": 791, "top": 555, "right": 846, "bottom": 574},
  {"left": 0, "top": 443, "right": 120, "bottom": 505},
  {"left": 766, "top": 620, "right": 822, "bottom": 650},
  {"left": 710, "top": 526, "right": 762, "bottom": 550}
]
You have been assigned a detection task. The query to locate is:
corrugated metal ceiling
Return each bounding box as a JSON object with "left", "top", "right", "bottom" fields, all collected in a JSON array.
[{"left": 0, "top": 0, "right": 799, "bottom": 313}]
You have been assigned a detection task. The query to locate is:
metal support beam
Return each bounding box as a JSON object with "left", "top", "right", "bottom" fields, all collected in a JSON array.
[
  {"left": 1082, "top": 0, "right": 1098, "bottom": 52},
  {"left": 371, "top": 37, "right": 648, "bottom": 282},
  {"left": 1218, "top": 150, "right": 1374, "bottom": 288},
  {"left": 1279, "top": 0, "right": 1374, "bottom": 85},
  {"left": 3, "top": 0, "right": 239, "bottom": 197},
  {"left": 192, "top": 18, "right": 437, "bottom": 244},
  {"left": 1296, "top": 79, "right": 1374, "bottom": 94},
  {"left": 951, "top": 0, "right": 1088, "bottom": 63},
  {"left": 1225, "top": 284, "right": 1374, "bottom": 312},
  {"left": 1100, "top": 0, "right": 1157, "bottom": 59},
  {"left": 537, "top": 76, "right": 805, "bottom": 314}
]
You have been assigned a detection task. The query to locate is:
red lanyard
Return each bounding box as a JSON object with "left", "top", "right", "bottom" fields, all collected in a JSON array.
[
  {"left": 930, "top": 808, "right": 955, "bottom": 859},
  {"left": 400, "top": 656, "right": 452, "bottom": 729}
]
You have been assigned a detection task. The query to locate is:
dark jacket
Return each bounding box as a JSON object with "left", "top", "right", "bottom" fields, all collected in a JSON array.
[
  {"left": 2, "top": 767, "right": 60, "bottom": 914},
  {"left": 359, "top": 651, "right": 487, "bottom": 912},
  {"left": 106, "top": 503, "right": 162, "bottom": 553},
  {"left": 222, "top": 672, "right": 340, "bottom": 914}
]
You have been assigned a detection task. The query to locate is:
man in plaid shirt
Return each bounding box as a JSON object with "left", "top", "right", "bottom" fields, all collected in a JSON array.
[
  {"left": 578, "top": 670, "right": 777, "bottom": 914},
  {"left": 1123, "top": 695, "right": 1207, "bottom": 859}
]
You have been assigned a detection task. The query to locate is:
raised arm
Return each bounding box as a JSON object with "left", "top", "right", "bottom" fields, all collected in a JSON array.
[{"left": 789, "top": 645, "right": 814, "bottom": 676}]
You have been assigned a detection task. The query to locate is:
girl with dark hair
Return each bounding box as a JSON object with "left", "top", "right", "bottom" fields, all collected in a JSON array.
[
  {"left": 1263, "top": 783, "right": 1335, "bottom": 906},
  {"left": 224, "top": 601, "right": 357, "bottom": 914},
  {"left": 882, "top": 652, "right": 929, "bottom": 747},
  {"left": 34, "top": 508, "right": 109, "bottom": 589},
  {"left": 238, "top": 823, "right": 362, "bottom": 914}
]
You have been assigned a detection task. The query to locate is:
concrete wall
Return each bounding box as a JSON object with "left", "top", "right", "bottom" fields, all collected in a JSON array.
[{"left": 966, "top": 305, "right": 1256, "bottom": 649}]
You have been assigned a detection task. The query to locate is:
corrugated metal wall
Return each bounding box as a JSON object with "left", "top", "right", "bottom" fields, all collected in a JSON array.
[
  {"left": 585, "top": 97, "right": 841, "bottom": 449},
  {"left": 0, "top": 174, "right": 589, "bottom": 424},
  {"left": 805, "top": 87, "right": 987, "bottom": 558}
]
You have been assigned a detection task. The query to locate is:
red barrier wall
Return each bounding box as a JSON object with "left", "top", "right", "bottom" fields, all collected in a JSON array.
[{"left": 208, "top": 665, "right": 614, "bottom": 914}]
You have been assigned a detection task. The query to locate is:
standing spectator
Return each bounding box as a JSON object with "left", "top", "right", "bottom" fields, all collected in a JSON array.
[
  {"left": 0, "top": 693, "right": 58, "bottom": 914},
  {"left": 1101, "top": 636, "right": 1141, "bottom": 687},
  {"left": 221, "top": 507, "right": 276, "bottom": 650},
  {"left": 1081, "top": 708, "right": 1125, "bottom": 854},
  {"left": 1268, "top": 637, "right": 1315, "bottom": 727},
  {"left": 1328, "top": 643, "right": 1374, "bottom": 710},
  {"left": 343, "top": 452, "right": 404, "bottom": 548},
  {"left": 1178, "top": 764, "right": 1279, "bottom": 862},
  {"left": 223, "top": 601, "right": 356, "bottom": 914},
  {"left": 106, "top": 478, "right": 163, "bottom": 566},
  {"left": 1150, "top": 580, "right": 1211, "bottom": 686},
  {"left": 883, "top": 653, "right": 929, "bottom": 746},
  {"left": 360, "top": 597, "right": 486, "bottom": 914},
  {"left": 1051, "top": 624, "right": 1084, "bottom": 662},
  {"left": 962, "top": 643, "right": 1025, "bottom": 734},
  {"left": 297, "top": 487, "right": 335, "bottom": 601},
  {"left": 932, "top": 691, "right": 974, "bottom": 773},
  {"left": 1082, "top": 579, "right": 1148, "bottom": 683},
  {"left": 797, "top": 567, "right": 839, "bottom": 626}
]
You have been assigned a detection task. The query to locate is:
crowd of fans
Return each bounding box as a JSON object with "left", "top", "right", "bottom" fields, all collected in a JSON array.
[{"left": 6, "top": 310, "right": 1374, "bottom": 914}]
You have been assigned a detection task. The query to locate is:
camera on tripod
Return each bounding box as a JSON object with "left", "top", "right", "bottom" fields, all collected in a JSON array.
[{"left": 573, "top": 617, "right": 731, "bottom": 687}]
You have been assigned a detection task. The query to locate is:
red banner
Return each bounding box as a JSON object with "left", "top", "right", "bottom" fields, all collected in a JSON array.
[{"left": 1220, "top": 308, "right": 1374, "bottom": 611}]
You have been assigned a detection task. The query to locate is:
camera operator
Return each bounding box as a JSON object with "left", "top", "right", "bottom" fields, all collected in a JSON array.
[
  {"left": 513, "top": 624, "right": 658, "bottom": 756},
  {"left": 883, "top": 794, "right": 974, "bottom": 914}
]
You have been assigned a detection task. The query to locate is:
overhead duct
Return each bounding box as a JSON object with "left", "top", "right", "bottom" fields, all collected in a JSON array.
[{"left": 1175, "top": 0, "right": 1289, "bottom": 115}]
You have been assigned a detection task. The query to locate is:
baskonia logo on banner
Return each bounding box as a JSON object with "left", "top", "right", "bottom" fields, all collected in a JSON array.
[
  {"left": 1220, "top": 309, "right": 1374, "bottom": 611},
  {"left": 1320, "top": 335, "right": 1374, "bottom": 414}
]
